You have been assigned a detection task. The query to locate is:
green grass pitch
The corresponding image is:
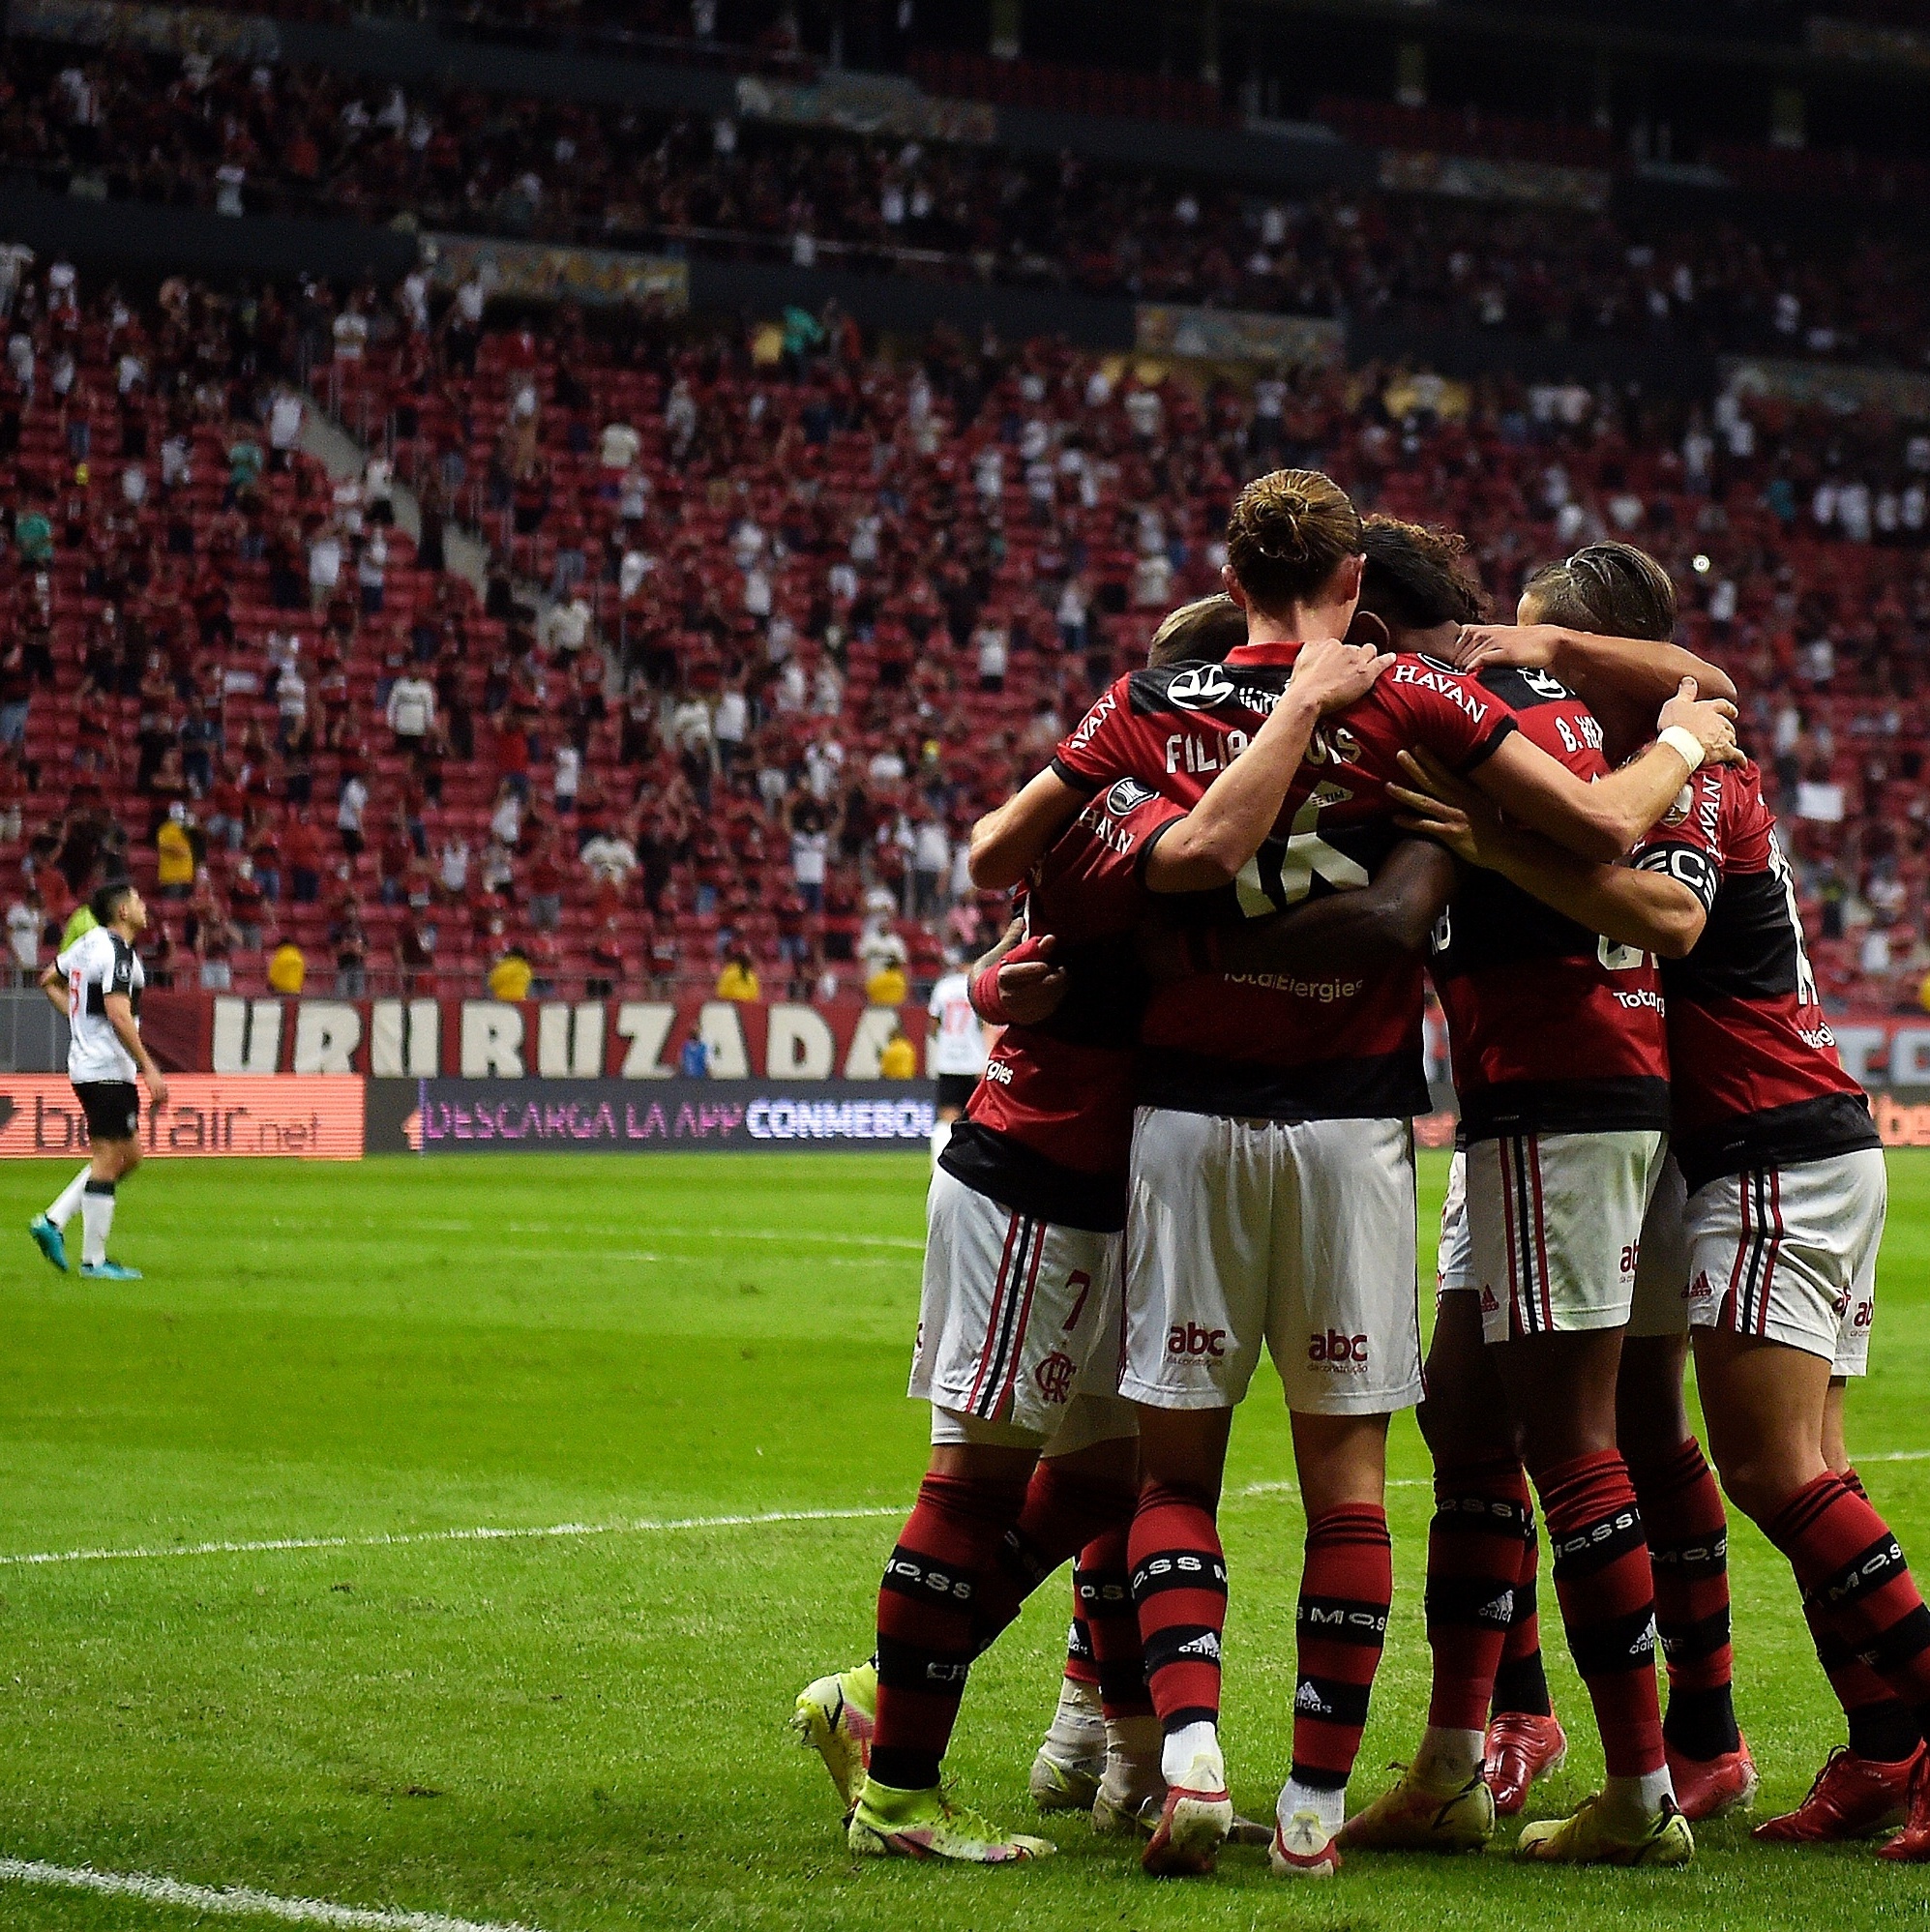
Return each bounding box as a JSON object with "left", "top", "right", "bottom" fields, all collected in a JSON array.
[{"left": 2, "top": 1147, "right": 1930, "bottom": 1931}]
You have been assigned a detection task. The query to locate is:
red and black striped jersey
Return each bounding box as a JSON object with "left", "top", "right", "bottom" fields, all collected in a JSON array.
[
  {"left": 1630, "top": 758, "right": 1879, "bottom": 1193},
  {"left": 1431, "top": 664, "right": 1672, "bottom": 1142},
  {"left": 1050, "top": 639, "right": 1514, "bottom": 1121},
  {"left": 941, "top": 777, "right": 1186, "bottom": 1232}
]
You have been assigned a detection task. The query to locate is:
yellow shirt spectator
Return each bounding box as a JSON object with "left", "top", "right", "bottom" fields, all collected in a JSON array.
[
  {"left": 716, "top": 958, "right": 761, "bottom": 1002},
  {"left": 489, "top": 951, "right": 533, "bottom": 1002},
  {"left": 867, "top": 962, "right": 908, "bottom": 1007},
  {"left": 879, "top": 1032, "right": 918, "bottom": 1080},
  {"left": 157, "top": 817, "right": 194, "bottom": 889},
  {"left": 267, "top": 940, "right": 307, "bottom": 995}
]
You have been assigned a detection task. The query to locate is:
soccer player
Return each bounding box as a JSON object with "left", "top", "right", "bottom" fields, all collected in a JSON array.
[
  {"left": 925, "top": 957, "right": 988, "bottom": 1161},
  {"left": 1345, "top": 539, "right": 1753, "bottom": 1863},
  {"left": 793, "top": 616, "right": 1388, "bottom": 1864},
  {"left": 28, "top": 878, "right": 166, "bottom": 1280},
  {"left": 1394, "top": 698, "right": 1930, "bottom": 1864},
  {"left": 979, "top": 470, "right": 1739, "bottom": 1879}
]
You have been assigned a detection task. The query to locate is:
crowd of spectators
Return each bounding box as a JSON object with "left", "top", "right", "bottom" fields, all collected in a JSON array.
[
  {"left": 6, "top": 40, "right": 1930, "bottom": 366},
  {"left": 4, "top": 241, "right": 1930, "bottom": 1016}
]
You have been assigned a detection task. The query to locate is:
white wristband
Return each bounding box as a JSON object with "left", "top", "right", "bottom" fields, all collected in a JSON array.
[{"left": 1658, "top": 725, "right": 1706, "bottom": 775}]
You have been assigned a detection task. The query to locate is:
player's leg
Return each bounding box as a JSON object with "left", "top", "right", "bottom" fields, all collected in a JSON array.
[
  {"left": 1475, "top": 1132, "right": 1689, "bottom": 1865},
  {"left": 30, "top": 1159, "right": 90, "bottom": 1270},
  {"left": 1119, "top": 1106, "right": 1270, "bottom": 1877},
  {"left": 1267, "top": 1115, "right": 1422, "bottom": 1876},
  {"left": 78, "top": 1092, "right": 143, "bottom": 1280}
]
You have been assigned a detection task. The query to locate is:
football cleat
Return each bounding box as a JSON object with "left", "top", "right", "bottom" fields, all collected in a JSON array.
[
  {"left": 1337, "top": 1762, "right": 1496, "bottom": 1852},
  {"left": 1667, "top": 1734, "right": 1758, "bottom": 1821},
  {"left": 79, "top": 1259, "right": 142, "bottom": 1281},
  {"left": 847, "top": 1778, "right": 1054, "bottom": 1862},
  {"left": 1269, "top": 1809, "right": 1341, "bottom": 1879},
  {"left": 1484, "top": 1710, "right": 1568, "bottom": 1816},
  {"left": 1754, "top": 1744, "right": 1921, "bottom": 1844},
  {"left": 790, "top": 1661, "right": 876, "bottom": 1812},
  {"left": 1515, "top": 1793, "right": 1693, "bottom": 1867},
  {"left": 1878, "top": 1757, "right": 1930, "bottom": 1862},
  {"left": 1141, "top": 1761, "right": 1234, "bottom": 1878},
  {"left": 1029, "top": 1743, "right": 1104, "bottom": 1814},
  {"left": 28, "top": 1214, "right": 68, "bottom": 1272}
]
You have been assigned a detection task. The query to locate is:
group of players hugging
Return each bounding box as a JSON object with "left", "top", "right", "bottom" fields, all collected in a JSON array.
[{"left": 790, "top": 468, "right": 1930, "bottom": 1876}]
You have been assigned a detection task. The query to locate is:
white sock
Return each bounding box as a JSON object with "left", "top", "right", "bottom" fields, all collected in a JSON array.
[
  {"left": 79, "top": 1182, "right": 115, "bottom": 1266},
  {"left": 1413, "top": 1725, "right": 1485, "bottom": 1790},
  {"left": 1161, "top": 1718, "right": 1223, "bottom": 1791},
  {"left": 1042, "top": 1676, "right": 1103, "bottom": 1759},
  {"left": 1278, "top": 1775, "right": 1346, "bottom": 1836},
  {"left": 929, "top": 1118, "right": 954, "bottom": 1163},
  {"left": 1102, "top": 1713, "right": 1165, "bottom": 1795},
  {"left": 1600, "top": 1768, "right": 1675, "bottom": 1828},
  {"left": 47, "top": 1165, "right": 90, "bottom": 1230}
]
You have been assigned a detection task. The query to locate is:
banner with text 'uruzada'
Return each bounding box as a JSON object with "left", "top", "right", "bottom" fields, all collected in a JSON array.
[{"left": 397, "top": 1079, "right": 935, "bottom": 1154}]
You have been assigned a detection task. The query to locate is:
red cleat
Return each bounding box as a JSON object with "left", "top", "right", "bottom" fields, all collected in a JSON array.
[
  {"left": 1141, "top": 1783, "right": 1233, "bottom": 1877},
  {"left": 1879, "top": 1755, "right": 1930, "bottom": 1862},
  {"left": 1753, "top": 1744, "right": 1922, "bottom": 1844},
  {"left": 1484, "top": 1711, "right": 1567, "bottom": 1817},
  {"left": 1668, "top": 1733, "right": 1759, "bottom": 1821}
]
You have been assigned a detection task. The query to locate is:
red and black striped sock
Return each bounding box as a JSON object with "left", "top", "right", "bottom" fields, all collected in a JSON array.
[
  {"left": 1492, "top": 1502, "right": 1553, "bottom": 1718},
  {"left": 1767, "top": 1472, "right": 1930, "bottom": 1753},
  {"left": 1820, "top": 1471, "right": 1922, "bottom": 1760},
  {"left": 1540, "top": 1449, "right": 1665, "bottom": 1778},
  {"left": 1292, "top": 1503, "right": 1393, "bottom": 1791},
  {"left": 1129, "top": 1481, "right": 1227, "bottom": 1738},
  {"left": 1630, "top": 1437, "right": 1738, "bottom": 1761},
  {"left": 1425, "top": 1458, "right": 1530, "bottom": 1731},
  {"left": 1064, "top": 1566, "right": 1102, "bottom": 1692},
  {"left": 871, "top": 1471, "right": 1028, "bottom": 1792},
  {"left": 1077, "top": 1526, "right": 1153, "bottom": 1719},
  {"left": 969, "top": 1461, "right": 1136, "bottom": 1657}
]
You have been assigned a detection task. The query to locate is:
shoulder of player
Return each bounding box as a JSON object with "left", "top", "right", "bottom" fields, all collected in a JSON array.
[
  {"left": 1373, "top": 652, "right": 1506, "bottom": 724},
  {"left": 1470, "top": 661, "right": 1579, "bottom": 712},
  {"left": 1125, "top": 661, "right": 1286, "bottom": 717}
]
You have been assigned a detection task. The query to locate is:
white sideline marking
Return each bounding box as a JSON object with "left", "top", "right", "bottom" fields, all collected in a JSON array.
[
  {"left": 404, "top": 1220, "right": 926, "bottom": 1252},
  {"left": 0, "top": 1858, "right": 534, "bottom": 1931},
  {"left": 0, "top": 1505, "right": 904, "bottom": 1569},
  {"left": 1, "top": 1461, "right": 1918, "bottom": 1573}
]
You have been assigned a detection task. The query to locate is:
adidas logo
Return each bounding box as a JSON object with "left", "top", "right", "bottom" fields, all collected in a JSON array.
[
  {"left": 1479, "top": 1285, "right": 1499, "bottom": 1313},
  {"left": 1477, "top": 1590, "right": 1514, "bottom": 1624},
  {"left": 1175, "top": 1632, "right": 1222, "bottom": 1660},
  {"left": 1293, "top": 1679, "right": 1331, "bottom": 1715},
  {"left": 1630, "top": 1616, "right": 1659, "bottom": 1658}
]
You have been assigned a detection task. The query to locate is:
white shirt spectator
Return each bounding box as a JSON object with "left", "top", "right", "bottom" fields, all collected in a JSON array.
[
  {"left": 554, "top": 744, "right": 580, "bottom": 808},
  {"left": 927, "top": 971, "right": 988, "bottom": 1077},
  {"left": 439, "top": 838, "right": 470, "bottom": 893},
  {"left": 386, "top": 675, "right": 435, "bottom": 740},
  {"left": 337, "top": 774, "right": 369, "bottom": 836},
  {"left": 581, "top": 832, "right": 638, "bottom": 884},
  {"left": 791, "top": 828, "right": 829, "bottom": 887},
  {"left": 309, "top": 531, "right": 342, "bottom": 591},
  {"left": 913, "top": 819, "right": 950, "bottom": 876},
  {"left": 540, "top": 596, "right": 592, "bottom": 655},
  {"left": 490, "top": 792, "right": 522, "bottom": 847},
  {"left": 715, "top": 688, "right": 749, "bottom": 751},
  {"left": 6, "top": 897, "right": 39, "bottom": 970},
  {"left": 268, "top": 390, "right": 304, "bottom": 452},
  {"left": 600, "top": 422, "right": 642, "bottom": 469}
]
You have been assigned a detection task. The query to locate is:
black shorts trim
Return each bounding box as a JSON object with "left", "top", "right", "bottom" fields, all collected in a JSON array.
[
  {"left": 1459, "top": 1076, "right": 1674, "bottom": 1144},
  {"left": 1675, "top": 1092, "right": 1883, "bottom": 1197},
  {"left": 935, "top": 1072, "right": 979, "bottom": 1110},
  {"left": 74, "top": 1081, "right": 140, "bottom": 1144},
  {"left": 1134, "top": 1047, "right": 1431, "bottom": 1123}
]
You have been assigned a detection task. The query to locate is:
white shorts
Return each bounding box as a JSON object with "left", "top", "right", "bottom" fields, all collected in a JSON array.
[
  {"left": 1122, "top": 1108, "right": 1422, "bottom": 1414},
  {"left": 1459, "top": 1130, "right": 1666, "bottom": 1344},
  {"left": 909, "top": 1165, "right": 1127, "bottom": 1442},
  {"left": 1681, "top": 1150, "right": 1885, "bottom": 1377}
]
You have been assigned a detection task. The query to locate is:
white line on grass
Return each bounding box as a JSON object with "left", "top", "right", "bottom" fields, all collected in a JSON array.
[
  {"left": 0, "top": 1463, "right": 1917, "bottom": 1572},
  {"left": 0, "top": 1858, "right": 535, "bottom": 1932}
]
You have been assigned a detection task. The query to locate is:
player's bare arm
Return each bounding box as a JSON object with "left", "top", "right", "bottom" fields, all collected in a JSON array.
[
  {"left": 1391, "top": 748, "right": 1707, "bottom": 958},
  {"left": 965, "top": 920, "right": 1068, "bottom": 1028},
  {"left": 969, "top": 639, "right": 1385, "bottom": 891},
  {"left": 1466, "top": 678, "right": 1740, "bottom": 863},
  {"left": 38, "top": 960, "right": 66, "bottom": 1018},
  {"left": 1452, "top": 623, "right": 1738, "bottom": 708},
  {"left": 104, "top": 991, "right": 167, "bottom": 1107},
  {"left": 1139, "top": 839, "right": 1458, "bottom": 983}
]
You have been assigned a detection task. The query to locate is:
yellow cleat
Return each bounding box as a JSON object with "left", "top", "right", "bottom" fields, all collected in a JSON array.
[
  {"left": 1338, "top": 1762, "right": 1496, "bottom": 1852},
  {"left": 790, "top": 1660, "right": 876, "bottom": 1812},
  {"left": 1516, "top": 1793, "right": 1693, "bottom": 1867},
  {"left": 847, "top": 1778, "right": 1055, "bottom": 1862}
]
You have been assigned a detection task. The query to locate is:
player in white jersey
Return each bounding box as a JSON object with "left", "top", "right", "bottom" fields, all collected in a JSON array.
[
  {"left": 28, "top": 879, "right": 167, "bottom": 1280},
  {"left": 926, "top": 963, "right": 990, "bottom": 1159}
]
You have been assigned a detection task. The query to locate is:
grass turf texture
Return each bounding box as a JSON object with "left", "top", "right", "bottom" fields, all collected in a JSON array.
[{"left": 0, "top": 1151, "right": 1928, "bottom": 1931}]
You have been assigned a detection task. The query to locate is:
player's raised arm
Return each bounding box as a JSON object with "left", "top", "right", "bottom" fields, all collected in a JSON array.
[
  {"left": 968, "top": 764, "right": 1086, "bottom": 891},
  {"left": 964, "top": 920, "right": 1067, "bottom": 1028},
  {"left": 1391, "top": 748, "right": 1707, "bottom": 958},
  {"left": 1466, "top": 678, "right": 1739, "bottom": 863},
  {"left": 1143, "top": 639, "right": 1386, "bottom": 892},
  {"left": 1453, "top": 622, "right": 1737, "bottom": 709}
]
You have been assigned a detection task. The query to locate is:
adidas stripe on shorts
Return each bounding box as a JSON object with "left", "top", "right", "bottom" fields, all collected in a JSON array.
[
  {"left": 909, "top": 1164, "right": 1126, "bottom": 1441},
  {"left": 1120, "top": 1107, "right": 1422, "bottom": 1414},
  {"left": 1679, "top": 1148, "right": 1885, "bottom": 1376}
]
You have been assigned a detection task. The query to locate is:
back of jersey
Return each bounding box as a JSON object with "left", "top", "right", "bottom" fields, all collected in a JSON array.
[
  {"left": 57, "top": 925, "right": 141, "bottom": 1085},
  {"left": 1429, "top": 664, "right": 1671, "bottom": 1141}
]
